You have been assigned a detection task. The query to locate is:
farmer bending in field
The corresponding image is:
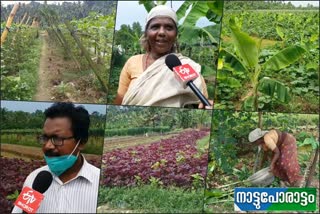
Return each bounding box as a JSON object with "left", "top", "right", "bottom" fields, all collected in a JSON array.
[
  {"left": 12, "top": 102, "right": 100, "bottom": 213},
  {"left": 248, "top": 128, "right": 303, "bottom": 187},
  {"left": 114, "top": 5, "right": 213, "bottom": 108}
]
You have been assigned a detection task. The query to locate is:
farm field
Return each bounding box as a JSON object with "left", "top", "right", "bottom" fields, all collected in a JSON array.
[
  {"left": 215, "top": 4, "right": 319, "bottom": 113},
  {"left": 98, "top": 129, "right": 210, "bottom": 213},
  {"left": 1, "top": 143, "right": 101, "bottom": 162},
  {"left": 1, "top": 1, "right": 115, "bottom": 103},
  {"left": 103, "top": 130, "right": 184, "bottom": 152},
  {"left": 204, "top": 111, "right": 319, "bottom": 213}
]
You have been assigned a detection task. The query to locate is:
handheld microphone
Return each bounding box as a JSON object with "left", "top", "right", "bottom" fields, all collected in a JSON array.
[
  {"left": 15, "top": 171, "right": 53, "bottom": 214},
  {"left": 165, "top": 54, "right": 211, "bottom": 107},
  {"left": 32, "top": 171, "right": 53, "bottom": 193}
]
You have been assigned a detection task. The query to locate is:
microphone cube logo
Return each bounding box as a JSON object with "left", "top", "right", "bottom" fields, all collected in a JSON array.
[
  {"left": 234, "top": 187, "right": 317, "bottom": 211},
  {"left": 14, "top": 186, "right": 44, "bottom": 213},
  {"left": 23, "top": 190, "right": 36, "bottom": 204},
  {"left": 173, "top": 64, "right": 199, "bottom": 82}
]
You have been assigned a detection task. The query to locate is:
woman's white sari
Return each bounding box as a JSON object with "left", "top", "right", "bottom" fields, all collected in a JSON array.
[{"left": 122, "top": 53, "right": 205, "bottom": 107}]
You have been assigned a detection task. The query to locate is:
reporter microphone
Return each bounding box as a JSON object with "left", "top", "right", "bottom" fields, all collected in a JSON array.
[
  {"left": 15, "top": 171, "right": 53, "bottom": 214},
  {"left": 165, "top": 54, "right": 211, "bottom": 107}
]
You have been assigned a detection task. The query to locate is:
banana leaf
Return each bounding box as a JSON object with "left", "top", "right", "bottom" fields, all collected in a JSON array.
[
  {"left": 262, "top": 45, "right": 306, "bottom": 71},
  {"left": 138, "top": 0, "right": 156, "bottom": 12},
  {"left": 258, "top": 77, "right": 291, "bottom": 103},
  {"left": 180, "top": 2, "right": 210, "bottom": 27},
  {"left": 217, "top": 71, "right": 241, "bottom": 88},
  {"left": 179, "top": 25, "right": 218, "bottom": 44},
  {"left": 229, "top": 17, "right": 259, "bottom": 71},
  {"left": 176, "top": 1, "right": 193, "bottom": 21},
  {"left": 207, "top": 1, "right": 223, "bottom": 17},
  {"left": 243, "top": 96, "right": 255, "bottom": 111},
  {"left": 219, "top": 49, "right": 248, "bottom": 74}
]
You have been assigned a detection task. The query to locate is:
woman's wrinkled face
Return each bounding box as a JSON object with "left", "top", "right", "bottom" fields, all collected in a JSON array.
[{"left": 146, "top": 17, "right": 177, "bottom": 56}]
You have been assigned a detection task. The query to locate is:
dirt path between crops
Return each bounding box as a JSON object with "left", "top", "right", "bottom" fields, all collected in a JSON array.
[
  {"left": 1, "top": 143, "right": 100, "bottom": 162},
  {"left": 103, "top": 130, "right": 188, "bottom": 152},
  {"left": 33, "top": 30, "right": 78, "bottom": 102},
  {"left": 34, "top": 31, "right": 58, "bottom": 101}
]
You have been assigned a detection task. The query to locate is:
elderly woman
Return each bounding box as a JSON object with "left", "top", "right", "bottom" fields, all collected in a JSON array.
[
  {"left": 114, "top": 5, "right": 212, "bottom": 108},
  {"left": 248, "top": 128, "right": 303, "bottom": 186}
]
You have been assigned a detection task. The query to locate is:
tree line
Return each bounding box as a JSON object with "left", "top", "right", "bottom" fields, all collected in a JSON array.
[
  {"left": 225, "top": 1, "right": 318, "bottom": 10},
  {"left": 0, "top": 107, "right": 106, "bottom": 130},
  {"left": 1, "top": 1, "right": 116, "bottom": 27},
  {"left": 105, "top": 106, "right": 212, "bottom": 130}
]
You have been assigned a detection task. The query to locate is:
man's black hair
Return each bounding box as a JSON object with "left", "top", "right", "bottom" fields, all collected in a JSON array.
[{"left": 44, "top": 102, "right": 90, "bottom": 144}]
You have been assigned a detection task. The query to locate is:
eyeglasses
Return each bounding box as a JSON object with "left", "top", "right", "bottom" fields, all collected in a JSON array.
[{"left": 37, "top": 135, "right": 75, "bottom": 146}]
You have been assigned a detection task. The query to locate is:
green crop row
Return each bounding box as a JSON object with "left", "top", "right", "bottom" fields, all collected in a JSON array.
[{"left": 105, "top": 126, "right": 171, "bottom": 137}]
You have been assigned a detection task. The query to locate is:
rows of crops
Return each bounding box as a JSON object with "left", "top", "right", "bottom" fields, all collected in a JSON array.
[
  {"left": 1, "top": 23, "right": 41, "bottom": 100},
  {"left": 44, "top": 11, "right": 115, "bottom": 102},
  {"left": 204, "top": 111, "right": 319, "bottom": 213},
  {"left": 1, "top": 2, "right": 115, "bottom": 102},
  {"left": 101, "top": 129, "right": 209, "bottom": 188},
  {"left": 216, "top": 10, "right": 319, "bottom": 113}
]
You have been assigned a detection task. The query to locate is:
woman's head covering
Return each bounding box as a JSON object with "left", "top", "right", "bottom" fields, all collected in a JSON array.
[
  {"left": 146, "top": 5, "right": 178, "bottom": 27},
  {"left": 140, "top": 5, "right": 179, "bottom": 53},
  {"left": 248, "top": 128, "right": 268, "bottom": 142}
]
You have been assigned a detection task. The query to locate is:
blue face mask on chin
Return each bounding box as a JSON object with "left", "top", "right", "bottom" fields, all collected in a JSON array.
[{"left": 44, "top": 141, "right": 80, "bottom": 176}]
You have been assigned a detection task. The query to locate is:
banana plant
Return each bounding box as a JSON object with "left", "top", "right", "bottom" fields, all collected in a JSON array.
[
  {"left": 219, "top": 17, "right": 306, "bottom": 111},
  {"left": 139, "top": 0, "right": 223, "bottom": 45}
]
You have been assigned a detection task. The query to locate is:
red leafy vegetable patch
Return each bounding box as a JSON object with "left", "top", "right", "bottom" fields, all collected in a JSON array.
[
  {"left": 0, "top": 158, "right": 45, "bottom": 214},
  {"left": 101, "top": 129, "right": 209, "bottom": 188}
]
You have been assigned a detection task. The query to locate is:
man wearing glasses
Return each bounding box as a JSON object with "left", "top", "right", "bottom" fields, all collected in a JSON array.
[{"left": 12, "top": 102, "right": 100, "bottom": 213}]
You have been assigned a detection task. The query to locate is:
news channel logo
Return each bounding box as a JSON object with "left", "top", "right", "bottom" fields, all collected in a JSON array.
[{"left": 234, "top": 187, "right": 317, "bottom": 211}]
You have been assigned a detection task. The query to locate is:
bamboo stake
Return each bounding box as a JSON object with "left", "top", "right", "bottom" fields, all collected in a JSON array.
[
  {"left": 25, "top": 16, "right": 31, "bottom": 25},
  {"left": 305, "top": 148, "right": 319, "bottom": 187},
  {"left": 19, "top": 12, "right": 28, "bottom": 24},
  {"left": 1, "top": 3, "right": 20, "bottom": 46},
  {"left": 40, "top": 10, "right": 81, "bottom": 69},
  {"left": 12, "top": 13, "right": 29, "bottom": 45},
  {"left": 65, "top": 21, "right": 108, "bottom": 93}
]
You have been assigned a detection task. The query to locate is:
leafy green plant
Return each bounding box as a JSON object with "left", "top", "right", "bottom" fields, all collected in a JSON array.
[
  {"left": 232, "top": 165, "right": 250, "bottom": 181},
  {"left": 6, "top": 190, "right": 19, "bottom": 201},
  {"left": 148, "top": 176, "right": 163, "bottom": 187},
  {"left": 297, "top": 137, "right": 319, "bottom": 150},
  {"left": 134, "top": 175, "right": 144, "bottom": 186},
  {"left": 98, "top": 185, "right": 204, "bottom": 213},
  {"left": 1, "top": 27, "right": 41, "bottom": 100},
  {"left": 219, "top": 17, "right": 306, "bottom": 111},
  {"left": 53, "top": 81, "right": 73, "bottom": 98},
  {"left": 176, "top": 151, "right": 186, "bottom": 164},
  {"left": 191, "top": 173, "right": 204, "bottom": 189}
]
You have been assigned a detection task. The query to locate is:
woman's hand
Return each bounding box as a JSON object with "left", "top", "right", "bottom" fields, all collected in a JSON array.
[
  {"left": 114, "top": 93, "right": 124, "bottom": 105},
  {"left": 198, "top": 100, "right": 214, "bottom": 109},
  {"left": 269, "top": 147, "right": 280, "bottom": 173},
  {"left": 269, "top": 163, "right": 275, "bottom": 172}
]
